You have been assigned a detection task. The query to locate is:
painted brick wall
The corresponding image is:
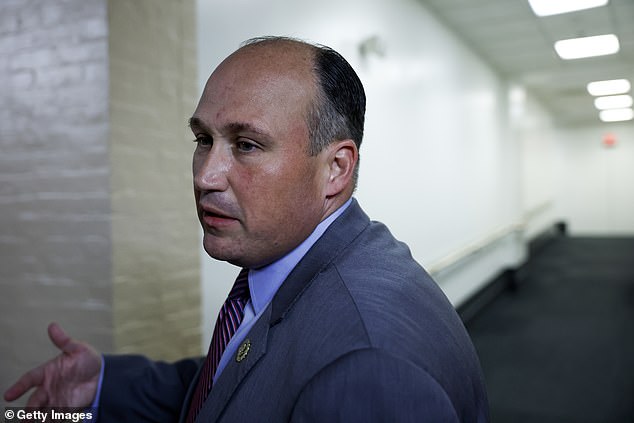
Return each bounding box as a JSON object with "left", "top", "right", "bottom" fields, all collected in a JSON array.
[
  {"left": 1, "top": 0, "right": 200, "bottom": 403},
  {"left": 0, "top": 0, "right": 113, "bottom": 398},
  {"left": 108, "top": 0, "right": 200, "bottom": 360}
]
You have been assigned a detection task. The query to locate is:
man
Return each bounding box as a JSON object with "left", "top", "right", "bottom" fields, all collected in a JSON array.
[{"left": 5, "top": 37, "right": 489, "bottom": 422}]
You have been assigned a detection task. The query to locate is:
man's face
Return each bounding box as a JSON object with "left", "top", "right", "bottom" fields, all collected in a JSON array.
[{"left": 190, "top": 45, "right": 331, "bottom": 268}]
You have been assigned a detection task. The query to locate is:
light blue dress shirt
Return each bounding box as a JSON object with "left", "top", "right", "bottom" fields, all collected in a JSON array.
[{"left": 213, "top": 198, "right": 352, "bottom": 382}]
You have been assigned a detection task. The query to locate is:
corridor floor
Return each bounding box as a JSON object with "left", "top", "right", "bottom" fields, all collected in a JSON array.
[{"left": 466, "top": 237, "right": 634, "bottom": 423}]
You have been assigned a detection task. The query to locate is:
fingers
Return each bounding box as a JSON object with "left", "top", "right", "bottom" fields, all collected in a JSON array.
[
  {"left": 3, "top": 385, "right": 20, "bottom": 402},
  {"left": 3, "top": 364, "right": 45, "bottom": 402},
  {"left": 26, "top": 387, "right": 49, "bottom": 408},
  {"left": 48, "top": 322, "right": 81, "bottom": 355}
]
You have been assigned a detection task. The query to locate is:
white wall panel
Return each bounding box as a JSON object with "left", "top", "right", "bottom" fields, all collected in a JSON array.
[
  {"left": 195, "top": 0, "right": 556, "bottom": 348},
  {"left": 555, "top": 123, "right": 634, "bottom": 235},
  {"left": 510, "top": 87, "right": 560, "bottom": 240}
]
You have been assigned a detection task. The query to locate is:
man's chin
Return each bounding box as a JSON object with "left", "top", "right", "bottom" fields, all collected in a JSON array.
[{"left": 203, "top": 236, "right": 241, "bottom": 264}]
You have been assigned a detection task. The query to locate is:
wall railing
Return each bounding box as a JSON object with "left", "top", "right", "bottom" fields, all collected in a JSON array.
[{"left": 427, "top": 200, "right": 554, "bottom": 276}]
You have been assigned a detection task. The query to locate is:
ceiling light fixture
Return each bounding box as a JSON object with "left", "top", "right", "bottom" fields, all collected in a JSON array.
[
  {"left": 594, "top": 95, "right": 633, "bottom": 110},
  {"left": 528, "top": 0, "right": 609, "bottom": 16},
  {"left": 599, "top": 108, "right": 634, "bottom": 122},
  {"left": 554, "top": 34, "right": 619, "bottom": 60},
  {"left": 587, "top": 79, "right": 631, "bottom": 96}
]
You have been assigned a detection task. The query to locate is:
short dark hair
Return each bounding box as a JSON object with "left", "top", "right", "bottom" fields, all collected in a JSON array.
[
  {"left": 307, "top": 44, "right": 366, "bottom": 154},
  {"left": 241, "top": 37, "right": 366, "bottom": 182}
]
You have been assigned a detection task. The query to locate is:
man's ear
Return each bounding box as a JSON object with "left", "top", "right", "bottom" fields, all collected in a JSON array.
[{"left": 324, "top": 139, "right": 358, "bottom": 197}]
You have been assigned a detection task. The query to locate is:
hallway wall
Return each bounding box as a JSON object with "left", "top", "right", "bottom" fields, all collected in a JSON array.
[
  {"left": 108, "top": 0, "right": 200, "bottom": 359},
  {"left": 0, "top": 0, "right": 112, "bottom": 397},
  {"left": 555, "top": 123, "right": 634, "bottom": 235},
  {"left": 195, "top": 0, "right": 559, "bottom": 346},
  {"left": 1, "top": 0, "right": 200, "bottom": 402}
]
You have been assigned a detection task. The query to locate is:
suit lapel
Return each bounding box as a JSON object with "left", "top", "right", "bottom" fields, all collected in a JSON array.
[
  {"left": 195, "top": 305, "right": 271, "bottom": 423},
  {"left": 270, "top": 199, "right": 370, "bottom": 325}
]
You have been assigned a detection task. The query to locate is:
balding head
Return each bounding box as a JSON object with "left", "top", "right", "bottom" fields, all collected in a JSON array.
[
  {"left": 190, "top": 37, "right": 363, "bottom": 267},
  {"left": 236, "top": 37, "right": 366, "bottom": 164}
]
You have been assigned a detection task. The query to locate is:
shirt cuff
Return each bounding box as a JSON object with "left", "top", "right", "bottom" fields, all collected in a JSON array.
[{"left": 85, "top": 355, "right": 105, "bottom": 422}]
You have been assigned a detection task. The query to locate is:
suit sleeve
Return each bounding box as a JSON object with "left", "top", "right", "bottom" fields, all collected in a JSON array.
[
  {"left": 289, "top": 348, "right": 461, "bottom": 423},
  {"left": 97, "top": 354, "right": 201, "bottom": 423}
]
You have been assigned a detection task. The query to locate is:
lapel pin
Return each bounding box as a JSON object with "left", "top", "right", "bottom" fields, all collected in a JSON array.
[{"left": 236, "top": 338, "right": 251, "bottom": 362}]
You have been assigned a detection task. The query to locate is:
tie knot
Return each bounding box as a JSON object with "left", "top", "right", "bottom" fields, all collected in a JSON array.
[{"left": 228, "top": 268, "right": 250, "bottom": 301}]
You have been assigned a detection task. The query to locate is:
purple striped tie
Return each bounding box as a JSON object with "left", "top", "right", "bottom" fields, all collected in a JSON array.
[{"left": 185, "top": 268, "right": 250, "bottom": 423}]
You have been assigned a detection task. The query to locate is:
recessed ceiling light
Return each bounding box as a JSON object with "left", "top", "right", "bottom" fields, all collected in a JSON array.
[
  {"left": 528, "top": 0, "right": 609, "bottom": 16},
  {"left": 554, "top": 34, "right": 619, "bottom": 59},
  {"left": 594, "top": 95, "right": 633, "bottom": 110},
  {"left": 587, "top": 79, "right": 631, "bottom": 96},
  {"left": 599, "top": 108, "right": 634, "bottom": 122}
]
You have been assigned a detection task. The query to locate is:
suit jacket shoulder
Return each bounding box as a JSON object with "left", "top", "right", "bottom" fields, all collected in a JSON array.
[{"left": 203, "top": 199, "right": 489, "bottom": 423}]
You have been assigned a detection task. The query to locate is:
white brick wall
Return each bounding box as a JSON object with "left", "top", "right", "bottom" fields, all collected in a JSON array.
[
  {"left": 1, "top": 0, "right": 200, "bottom": 403},
  {"left": 0, "top": 0, "right": 113, "bottom": 402}
]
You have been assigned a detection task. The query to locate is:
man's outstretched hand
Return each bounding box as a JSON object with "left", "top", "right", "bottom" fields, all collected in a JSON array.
[{"left": 3, "top": 322, "right": 102, "bottom": 408}]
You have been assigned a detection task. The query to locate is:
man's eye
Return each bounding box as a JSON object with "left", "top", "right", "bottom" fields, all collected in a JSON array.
[
  {"left": 194, "top": 136, "right": 213, "bottom": 147},
  {"left": 236, "top": 140, "right": 257, "bottom": 152}
]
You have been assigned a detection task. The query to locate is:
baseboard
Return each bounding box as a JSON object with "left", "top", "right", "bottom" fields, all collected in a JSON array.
[
  {"left": 458, "top": 220, "right": 567, "bottom": 325},
  {"left": 528, "top": 220, "right": 566, "bottom": 257},
  {"left": 457, "top": 268, "right": 516, "bottom": 324}
]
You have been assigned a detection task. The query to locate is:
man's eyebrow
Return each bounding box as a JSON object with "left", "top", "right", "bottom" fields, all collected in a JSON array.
[
  {"left": 188, "top": 117, "right": 205, "bottom": 131},
  {"left": 189, "top": 117, "right": 268, "bottom": 136},
  {"left": 188, "top": 116, "right": 271, "bottom": 142},
  {"left": 224, "top": 121, "right": 268, "bottom": 135}
]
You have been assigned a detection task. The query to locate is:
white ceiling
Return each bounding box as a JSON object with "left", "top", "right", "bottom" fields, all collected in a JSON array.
[{"left": 418, "top": 0, "right": 634, "bottom": 126}]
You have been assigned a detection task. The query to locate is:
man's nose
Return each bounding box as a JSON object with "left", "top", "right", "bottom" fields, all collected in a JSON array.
[{"left": 193, "top": 144, "right": 230, "bottom": 192}]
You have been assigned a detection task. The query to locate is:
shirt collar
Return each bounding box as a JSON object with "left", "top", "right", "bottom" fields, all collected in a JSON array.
[{"left": 248, "top": 198, "right": 353, "bottom": 314}]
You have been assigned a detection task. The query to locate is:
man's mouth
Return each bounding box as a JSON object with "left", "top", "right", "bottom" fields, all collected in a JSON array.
[{"left": 200, "top": 206, "right": 239, "bottom": 228}]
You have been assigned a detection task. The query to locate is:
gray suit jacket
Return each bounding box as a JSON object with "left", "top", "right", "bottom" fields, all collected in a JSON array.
[{"left": 101, "top": 200, "right": 489, "bottom": 422}]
